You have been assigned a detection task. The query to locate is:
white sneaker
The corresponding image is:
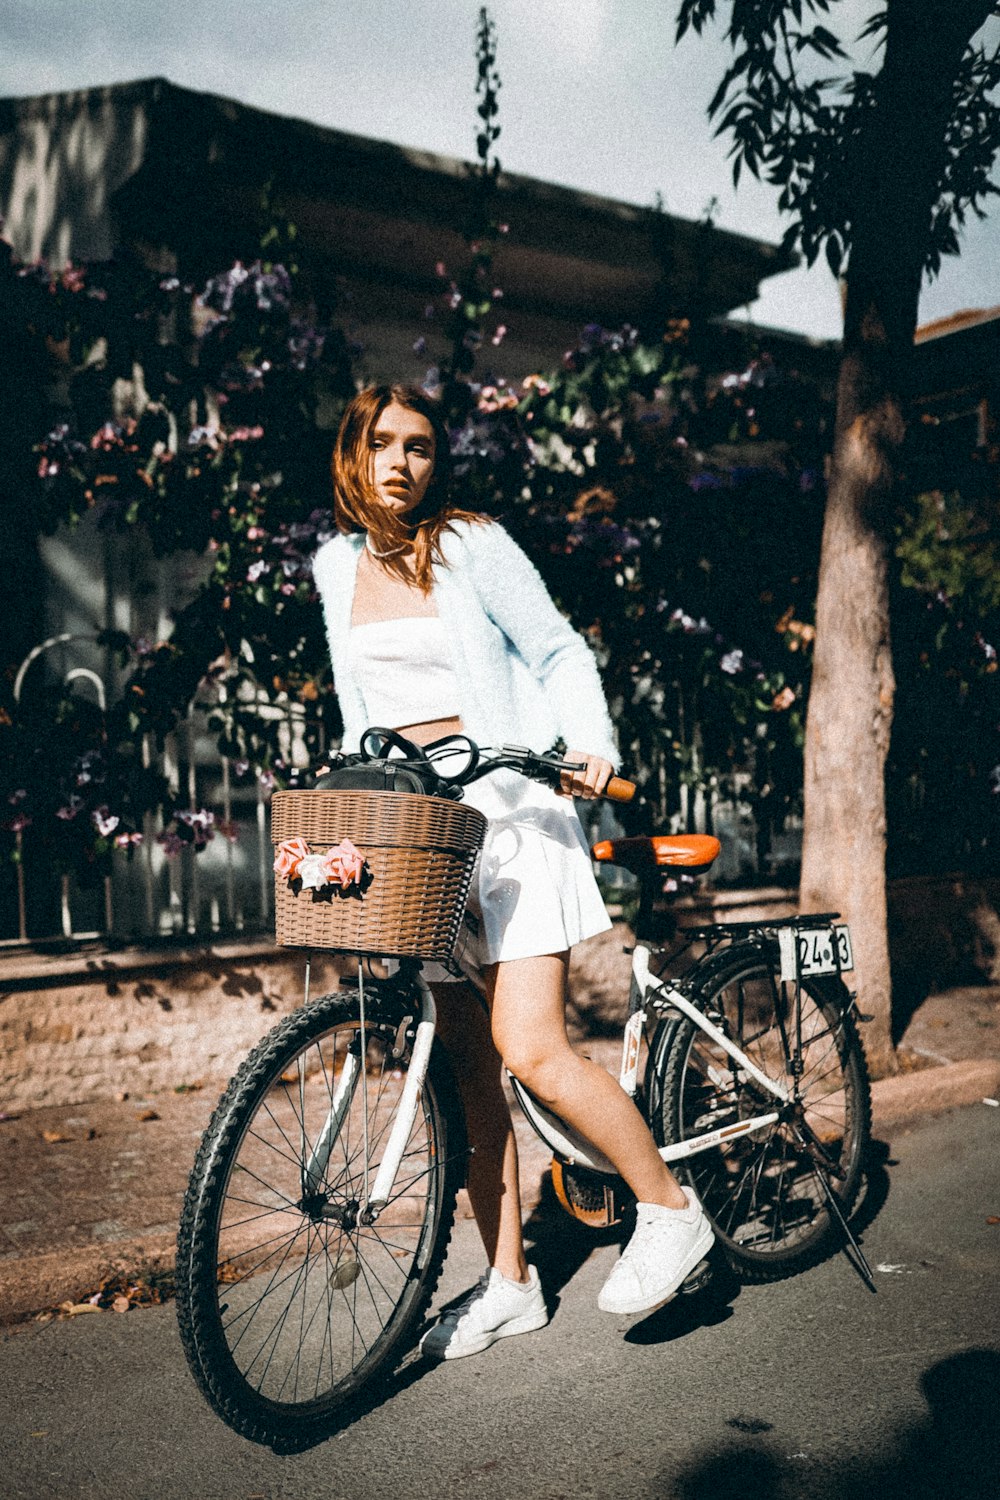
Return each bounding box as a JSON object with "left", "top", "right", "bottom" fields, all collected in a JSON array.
[
  {"left": 598, "top": 1187, "right": 715, "bottom": 1316},
  {"left": 420, "top": 1265, "right": 549, "bottom": 1360}
]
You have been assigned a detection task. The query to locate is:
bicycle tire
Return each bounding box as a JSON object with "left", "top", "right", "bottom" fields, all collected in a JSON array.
[
  {"left": 648, "top": 940, "right": 871, "bottom": 1281},
  {"left": 175, "top": 985, "right": 464, "bottom": 1447}
]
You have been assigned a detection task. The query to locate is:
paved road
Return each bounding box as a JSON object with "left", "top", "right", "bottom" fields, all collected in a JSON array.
[{"left": 2, "top": 1105, "right": 997, "bottom": 1500}]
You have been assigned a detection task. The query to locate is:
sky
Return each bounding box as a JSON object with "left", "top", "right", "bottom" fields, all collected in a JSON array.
[{"left": 1, "top": 0, "right": 998, "bottom": 341}]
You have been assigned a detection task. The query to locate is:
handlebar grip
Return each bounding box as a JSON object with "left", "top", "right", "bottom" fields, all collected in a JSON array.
[{"left": 605, "top": 776, "right": 636, "bottom": 803}]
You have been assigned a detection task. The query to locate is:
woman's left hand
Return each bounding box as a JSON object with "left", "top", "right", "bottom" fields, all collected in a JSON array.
[{"left": 561, "top": 750, "right": 614, "bottom": 800}]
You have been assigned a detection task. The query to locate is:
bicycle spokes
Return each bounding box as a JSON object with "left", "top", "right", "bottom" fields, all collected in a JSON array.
[
  {"left": 210, "top": 1014, "right": 441, "bottom": 1406},
  {"left": 662, "top": 950, "right": 869, "bottom": 1273}
]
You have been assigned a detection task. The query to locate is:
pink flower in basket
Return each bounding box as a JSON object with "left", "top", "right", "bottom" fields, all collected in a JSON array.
[
  {"left": 273, "top": 836, "right": 310, "bottom": 879},
  {"left": 320, "top": 837, "right": 367, "bottom": 890}
]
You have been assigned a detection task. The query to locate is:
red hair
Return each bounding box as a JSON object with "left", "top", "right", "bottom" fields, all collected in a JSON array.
[{"left": 331, "top": 384, "right": 484, "bottom": 590}]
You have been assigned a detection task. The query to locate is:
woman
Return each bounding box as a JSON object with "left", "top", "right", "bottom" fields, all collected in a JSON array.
[{"left": 312, "top": 383, "right": 713, "bottom": 1359}]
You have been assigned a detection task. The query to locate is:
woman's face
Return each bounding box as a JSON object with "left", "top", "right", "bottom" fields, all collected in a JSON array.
[{"left": 369, "top": 402, "right": 437, "bottom": 516}]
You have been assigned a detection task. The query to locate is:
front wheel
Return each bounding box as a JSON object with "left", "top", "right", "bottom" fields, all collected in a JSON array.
[
  {"left": 175, "top": 985, "right": 464, "bottom": 1447},
  {"left": 649, "top": 941, "right": 871, "bottom": 1281}
]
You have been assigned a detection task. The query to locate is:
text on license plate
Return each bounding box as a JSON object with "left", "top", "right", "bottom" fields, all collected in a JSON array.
[{"left": 793, "top": 925, "right": 854, "bottom": 977}]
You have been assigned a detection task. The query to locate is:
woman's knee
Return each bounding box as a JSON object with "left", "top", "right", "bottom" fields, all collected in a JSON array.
[{"left": 497, "top": 1036, "right": 572, "bottom": 1104}]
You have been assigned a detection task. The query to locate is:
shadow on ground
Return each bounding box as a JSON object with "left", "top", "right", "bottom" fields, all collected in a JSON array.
[{"left": 660, "top": 1348, "right": 1000, "bottom": 1500}]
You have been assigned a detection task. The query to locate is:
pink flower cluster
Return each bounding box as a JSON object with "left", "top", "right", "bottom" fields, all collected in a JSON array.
[{"left": 273, "top": 836, "right": 368, "bottom": 893}]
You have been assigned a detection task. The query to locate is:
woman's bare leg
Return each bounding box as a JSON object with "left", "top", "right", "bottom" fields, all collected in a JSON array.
[
  {"left": 488, "top": 952, "right": 688, "bottom": 1210},
  {"left": 431, "top": 981, "right": 530, "bottom": 1283}
]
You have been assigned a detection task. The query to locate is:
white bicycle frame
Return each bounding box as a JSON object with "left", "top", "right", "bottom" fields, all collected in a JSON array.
[
  {"left": 302, "top": 964, "right": 439, "bottom": 1214},
  {"left": 507, "top": 943, "right": 785, "bottom": 1175},
  {"left": 304, "top": 940, "right": 789, "bottom": 1215}
]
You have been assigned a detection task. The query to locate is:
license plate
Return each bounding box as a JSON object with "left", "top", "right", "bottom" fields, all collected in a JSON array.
[
  {"left": 794, "top": 925, "right": 854, "bottom": 977},
  {"left": 778, "top": 924, "right": 854, "bottom": 979}
]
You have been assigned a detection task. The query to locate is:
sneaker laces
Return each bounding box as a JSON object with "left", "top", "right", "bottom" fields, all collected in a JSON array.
[{"left": 439, "top": 1271, "right": 493, "bottom": 1330}]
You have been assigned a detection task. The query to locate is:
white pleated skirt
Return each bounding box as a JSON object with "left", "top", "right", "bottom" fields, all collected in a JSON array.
[{"left": 424, "top": 768, "right": 611, "bottom": 983}]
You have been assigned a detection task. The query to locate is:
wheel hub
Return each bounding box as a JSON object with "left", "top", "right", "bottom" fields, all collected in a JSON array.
[{"left": 298, "top": 1192, "right": 358, "bottom": 1228}]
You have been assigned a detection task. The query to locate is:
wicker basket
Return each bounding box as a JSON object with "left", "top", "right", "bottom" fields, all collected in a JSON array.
[{"left": 271, "top": 789, "right": 487, "bottom": 959}]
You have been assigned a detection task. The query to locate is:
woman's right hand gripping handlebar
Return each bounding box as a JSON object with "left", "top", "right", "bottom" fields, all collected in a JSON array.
[{"left": 557, "top": 749, "right": 636, "bottom": 804}]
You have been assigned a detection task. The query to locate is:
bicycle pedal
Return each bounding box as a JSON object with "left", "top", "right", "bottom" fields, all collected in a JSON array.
[{"left": 679, "top": 1258, "right": 712, "bottom": 1294}]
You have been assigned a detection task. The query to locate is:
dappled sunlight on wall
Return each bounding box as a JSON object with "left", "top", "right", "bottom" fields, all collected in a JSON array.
[{"left": 0, "top": 86, "right": 148, "bottom": 264}]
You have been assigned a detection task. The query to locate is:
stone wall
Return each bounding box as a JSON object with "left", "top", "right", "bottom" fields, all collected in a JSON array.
[{"left": 0, "top": 939, "right": 346, "bottom": 1110}]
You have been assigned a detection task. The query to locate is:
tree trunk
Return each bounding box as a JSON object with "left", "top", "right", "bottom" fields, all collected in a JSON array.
[
  {"left": 800, "top": 374, "right": 901, "bottom": 1076},
  {"left": 799, "top": 2, "right": 987, "bottom": 1077}
]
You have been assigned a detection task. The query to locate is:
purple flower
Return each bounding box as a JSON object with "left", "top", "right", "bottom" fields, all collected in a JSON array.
[
  {"left": 198, "top": 261, "right": 250, "bottom": 315},
  {"left": 253, "top": 265, "right": 292, "bottom": 311},
  {"left": 668, "top": 613, "right": 711, "bottom": 635},
  {"left": 177, "top": 808, "right": 214, "bottom": 832},
  {"left": 247, "top": 560, "right": 269, "bottom": 583},
  {"left": 412, "top": 336, "right": 427, "bottom": 357},
  {"left": 91, "top": 807, "right": 120, "bottom": 837},
  {"left": 74, "top": 752, "right": 105, "bottom": 787}
]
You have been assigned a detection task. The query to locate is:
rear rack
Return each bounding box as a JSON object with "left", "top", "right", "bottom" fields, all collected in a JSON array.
[{"left": 670, "top": 912, "right": 842, "bottom": 945}]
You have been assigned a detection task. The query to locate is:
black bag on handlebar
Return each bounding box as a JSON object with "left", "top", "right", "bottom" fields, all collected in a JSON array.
[
  {"left": 311, "top": 727, "right": 469, "bottom": 799},
  {"left": 313, "top": 759, "right": 445, "bottom": 797}
]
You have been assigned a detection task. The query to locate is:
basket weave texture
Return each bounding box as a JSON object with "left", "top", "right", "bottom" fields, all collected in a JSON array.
[{"left": 271, "top": 789, "right": 487, "bottom": 959}]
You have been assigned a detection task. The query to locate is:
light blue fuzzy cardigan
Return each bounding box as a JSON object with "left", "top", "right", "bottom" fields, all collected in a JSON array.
[{"left": 311, "top": 520, "right": 619, "bottom": 765}]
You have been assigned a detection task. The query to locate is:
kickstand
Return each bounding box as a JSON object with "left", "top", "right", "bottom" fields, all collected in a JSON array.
[{"left": 812, "top": 1156, "right": 877, "bottom": 1294}]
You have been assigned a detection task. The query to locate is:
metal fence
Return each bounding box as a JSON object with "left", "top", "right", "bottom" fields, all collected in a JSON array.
[{"left": 2, "top": 632, "right": 305, "bottom": 948}]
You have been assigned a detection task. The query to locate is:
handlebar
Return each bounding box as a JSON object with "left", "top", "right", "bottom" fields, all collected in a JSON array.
[
  {"left": 353, "top": 727, "right": 636, "bottom": 803},
  {"left": 484, "top": 744, "right": 636, "bottom": 803}
]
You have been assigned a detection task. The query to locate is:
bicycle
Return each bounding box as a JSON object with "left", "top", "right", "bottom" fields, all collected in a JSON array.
[{"left": 175, "top": 730, "right": 872, "bottom": 1447}]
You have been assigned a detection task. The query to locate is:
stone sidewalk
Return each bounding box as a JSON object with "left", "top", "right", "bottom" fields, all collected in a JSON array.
[{"left": 1, "top": 989, "right": 999, "bottom": 1327}]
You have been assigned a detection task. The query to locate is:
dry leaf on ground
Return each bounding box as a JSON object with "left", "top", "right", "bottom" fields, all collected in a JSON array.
[
  {"left": 112, "top": 1295, "right": 131, "bottom": 1313},
  {"left": 137, "top": 1109, "right": 160, "bottom": 1122},
  {"left": 59, "top": 1301, "right": 102, "bottom": 1316},
  {"left": 41, "top": 1129, "right": 73, "bottom": 1144}
]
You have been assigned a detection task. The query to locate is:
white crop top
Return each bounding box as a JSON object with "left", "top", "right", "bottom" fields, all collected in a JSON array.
[{"left": 347, "top": 616, "right": 461, "bottom": 728}]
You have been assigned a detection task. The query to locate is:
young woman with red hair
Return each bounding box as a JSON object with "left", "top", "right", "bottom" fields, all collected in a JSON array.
[{"left": 312, "top": 384, "right": 713, "bottom": 1359}]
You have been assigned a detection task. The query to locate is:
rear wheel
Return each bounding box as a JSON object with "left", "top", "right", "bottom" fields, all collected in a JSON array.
[
  {"left": 176, "top": 986, "right": 464, "bottom": 1446},
  {"left": 650, "top": 941, "right": 871, "bottom": 1280}
]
